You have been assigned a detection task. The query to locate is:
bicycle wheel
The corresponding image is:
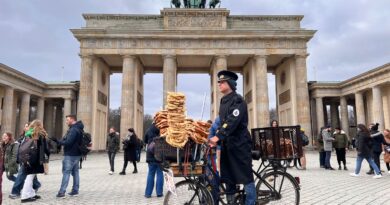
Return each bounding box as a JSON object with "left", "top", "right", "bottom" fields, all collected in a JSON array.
[
  {"left": 164, "top": 180, "right": 214, "bottom": 205},
  {"left": 256, "top": 170, "right": 300, "bottom": 205}
]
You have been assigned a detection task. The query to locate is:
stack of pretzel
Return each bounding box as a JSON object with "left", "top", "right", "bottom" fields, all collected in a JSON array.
[
  {"left": 187, "top": 120, "right": 211, "bottom": 144},
  {"left": 154, "top": 110, "right": 168, "bottom": 137},
  {"left": 165, "top": 92, "right": 188, "bottom": 148}
]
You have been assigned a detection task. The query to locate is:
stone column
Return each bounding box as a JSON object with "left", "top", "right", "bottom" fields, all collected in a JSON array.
[
  {"left": 254, "top": 55, "right": 269, "bottom": 127},
  {"left": 340, "top": 96, "right": 349, "bottom": 136},
  {"left": 63, "top": 98, "right": 72, "bottom": 136},
  {"left": 120, "top": 55, "right": 136, "bottom": 139},
  {"left": 355, "top": 91, "right": 365, "bottom": 125},
  {"left": 295, "top": 54, "right": 312, "bottom": 135},
  {"left": 18, "top": 93, "right": 31, "bottom": 134},
  {"left": 77, "top": 54, "right": 94, "bottom": 133},
  {"left": 330, "top": 102, "right": 339, "bottom": 128},
  {"left": 372, "top": 86, "right": 384, "bottom": 130},
  {"left": 44, "top": 100, "right": 54, "bottom": 137},
  {"left": 316, "top": 97, "right": 325, "bottom": 132},
  {"left": 163, "top": 55, "right": 177, "bottom": 107},
  {"left": 211, "top": 55, "right": 228, "bottom": 118},
  {"left": 55, "top": 105, "right": 63, "bottom": 138},
  {"left": 1, "top": 86, "right": 15, "bottom": 134},
  {"left": 37, "top": 97, "right": 45, "bottom": 122}
]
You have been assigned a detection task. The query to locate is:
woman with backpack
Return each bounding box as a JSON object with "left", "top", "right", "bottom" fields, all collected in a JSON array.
[
  {"left": 19, "top": 120, "right": 50, "bottom": 203},
  {"left": 2, "top": 132, "right": 19, "bottom": 181},
  {"left": 119, "top": 128, "right": 139, "bottom": 175}
]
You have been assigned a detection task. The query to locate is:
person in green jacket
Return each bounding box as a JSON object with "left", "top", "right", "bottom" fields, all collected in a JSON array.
[
  {"left": 2, "top": 132, "right": 19, "bottom": 181},
  {"left": 333, "top": 127, "right": 349, "bottom": 170}
]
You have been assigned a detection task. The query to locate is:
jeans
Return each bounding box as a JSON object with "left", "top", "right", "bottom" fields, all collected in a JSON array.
[
  {"left": 369, "top": 152, "right": 381, "bottom": 171},
  {"left": 108, "top": 152, "right": 116, "bottom": 172},
  {"left": 244, "top": 182, "right": 256, "bottom": 205},
  {"left": 11, "top": 165, "right": 41, "bottom": 195},
  {"left": 59, "top": 155, "right": 81, "bottom": 194},
  {"left": 355, "top": 155, "right": 381, "bottom": 175},
  {"left": 144, "top": 163, "right": 163, "bottom": 197},
  {"left": 325, "top": 151, "right": 332, "bottom": 168},
  {"left": 319, "top": 151, "right": 325, "bottom": 167}
]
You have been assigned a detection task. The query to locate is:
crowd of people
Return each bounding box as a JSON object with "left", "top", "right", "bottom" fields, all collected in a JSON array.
[{"left": 1, "top": 69, "right": 389, "bottom": 205}]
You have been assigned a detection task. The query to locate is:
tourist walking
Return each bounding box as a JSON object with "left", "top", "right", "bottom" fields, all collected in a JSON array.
[
  {"left": 383, "top": 129, "right": 390, "bottom": 174},
  {"left": 144, "top": 122, "right": 164, "bottom": 198},
  {"left": 322, "top": 125, "right": 335, "bottom": 170},
  {"left": 106, "top": 127, "right": 120, "bottom": 175},
  {"left": 209, "top": 70, "right": 256, "bottom": 205},
  {"left": 367, "top": 123, "right": 385, "bottom": 175},
  {"left": 53, "top": 114, "right": 84, "bottom": 198},
  {"left": 333, "top": 127, "right": 349, "bottom": 170},
  {"left": 2, "top": 132, "right": 19, "bottom": 181},
  {"left": 19, "top": 120, "right": 50, "bottom": 203},
  {"left": 350, "top": 124, "right": 382, "bottom": 179},
  {"left": 9, "top": 123, "right": 41, "bottom": 199},
  {"left": 119, "top": 128, "right": 139, "bottom": 175}
]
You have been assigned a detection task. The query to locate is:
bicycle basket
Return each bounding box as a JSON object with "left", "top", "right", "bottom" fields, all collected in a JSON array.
[
  {"left": 251, "top": 126, "right": 303, "bottom": 160},
  {"left": 170, "top": 162, "right": 204, "bottom": 177},
  {"left": 153, "top": 137, "right": 201, "bottom": 163}
]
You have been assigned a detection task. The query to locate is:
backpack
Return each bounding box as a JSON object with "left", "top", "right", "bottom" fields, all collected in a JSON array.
[
  {"left": 301, "top": 134, "right": 309, "bottom": 146},
  {"left": 79, "top": 130, "right": 92, "bottom": 156},
  {"left": 18, "top": 138, "right": 38, "bottom": 167}
]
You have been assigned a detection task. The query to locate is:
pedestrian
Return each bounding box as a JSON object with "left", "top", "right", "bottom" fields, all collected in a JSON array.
[
  {"left": 350, "top": 124, "right": 382, "bottom": 179},
  {"left": 144, "top": 122, "right": 163, "bottom": 198},
  {"left": 317, "top": 127, "right": 326, "bottom": 168},
  {"left": 209, "top": 70, "right": 256, "bottom": 205},
  {"left": 2, "top": 132, "right": 19, "bottom": 182},
  {"left": 0, "top": 133, "right": 4, "bottom": 205},
  {"left": 367, "top": 123, "right": 385, "bottom": 175},
  {"left": 106, "top": 127, "right": 120, "bottom": 175},
  {"left": 296, "top": 128, "right": 308, "bottom": 170},
  {"left": 322, "top": 125, "right": 335, "bottom": 170},
  {"left": 333, "top": 127, "right": 349, "bottom": 170},
  {"left": 53, "top": 114, "right": 84, "bottom": 198},
  {"left": 383, "top": 129, "right": 390, "bottom": 174},
  {"left": 9, "top": 123, "right": 41, "bottom": 200},
  {"left": 271, "top": 120, "right": 278, "bottom": 128},
  {"left": 119, "top": 128, "right": 139, "bottom": 175},
  {"left": 207, "top": 117, "right": 221, "bottom": 205},
  {"left": 19, "top": 120, "right": 50, "bottom": 203}
]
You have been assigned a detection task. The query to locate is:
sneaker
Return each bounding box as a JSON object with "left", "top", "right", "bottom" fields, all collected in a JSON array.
[
  {"left": 366, "top": 170, "right": 374, "bottom": 175},
  {"left": 145, "top": 195, "right": 151, "bottom": 198},
  {"left": 349, "top": 173, "right": 359, "bottom": 177},
  {"left": 9, "top": 194, "right": 20, "bottom": 199},
  {"left": 56, "top": 192, "right": 65, "bottom": 198},
  {"left": 33, "top": 195, "right": 41, "bottom": 199},
  {"left": 388, "top": 170, "right": 390, "bottom": 174},
  {"left": 68, "top": 191, "right": 79, "bottom": 197},
  {"left": 157, "top": 194, "right": 164, "bottom": 198},
  {"left": 21, "top": 197, "right": 37, "bottom": 203},
  {"left": 373, "top": 174, "right": 382, "bottom": 179},
  {"left": 109, "top": 171, "right": 113, "bottom": 175}
]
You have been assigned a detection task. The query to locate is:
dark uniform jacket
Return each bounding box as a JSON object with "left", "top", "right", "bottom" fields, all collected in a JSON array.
[
  {"left": 216, "top": 91, "right": 253, "bottom": 185},
  {"left": 356, "top": 131, "right": 372, "bottom": 158}
]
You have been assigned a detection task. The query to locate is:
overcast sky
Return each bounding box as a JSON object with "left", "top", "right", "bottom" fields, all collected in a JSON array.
[{"left": 1, "top": 0, "right": 389, "bottom": 119}]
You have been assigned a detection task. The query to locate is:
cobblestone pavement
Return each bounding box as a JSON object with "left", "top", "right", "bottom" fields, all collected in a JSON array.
[{"left": 2, "top": 150, "right": 390, "bottom": 205}]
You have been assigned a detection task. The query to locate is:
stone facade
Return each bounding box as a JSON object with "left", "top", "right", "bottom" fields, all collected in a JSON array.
[
  {"left": 71, "top": 8, "right": 315, "bottom": 150},
  {"left": 0, "top": 63, "right": 78, "bottom": 140},
  {"left": 309, "top": 63, "right": 390, "bottom": 141}
]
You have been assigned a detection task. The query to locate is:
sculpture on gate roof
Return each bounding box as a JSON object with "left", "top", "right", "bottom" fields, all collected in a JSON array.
[{"left": 171, "top": 0, "right": 221, "bottom": 8}]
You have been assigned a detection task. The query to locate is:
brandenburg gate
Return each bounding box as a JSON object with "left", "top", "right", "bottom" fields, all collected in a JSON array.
[{"left": 71, "top": 8, "right": 316, "bottom": 150}]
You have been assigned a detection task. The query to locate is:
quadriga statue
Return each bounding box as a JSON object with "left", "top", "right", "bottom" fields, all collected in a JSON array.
[{"left": 171, "top": 0, "right": 220, "bottom": 8}]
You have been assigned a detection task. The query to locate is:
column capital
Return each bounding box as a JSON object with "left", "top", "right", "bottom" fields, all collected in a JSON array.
[
  {"left": 372, "top": 85, "right": 382, "bottom": 89},
  {"left": 214, "top": 54, "right": 229, "bottom": 60},
  {"left": 253, "top": 54, "right": 268, "bottom": 60},
  {"left": 79, "top": 53, "right": 95, "bottom": 59},
  {"left": 121, "top": 54, "right": 137, "bottom": 59},
  {"left": 295, "top": 53, "right": 309, "bottom": 59},
  {"left": 162, "top": 54, "right": 176, "bottom": 60}
]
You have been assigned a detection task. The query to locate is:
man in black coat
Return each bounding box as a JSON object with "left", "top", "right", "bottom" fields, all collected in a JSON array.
[{"left": 209, "top": 70, "right": 256, "bottom": 205}]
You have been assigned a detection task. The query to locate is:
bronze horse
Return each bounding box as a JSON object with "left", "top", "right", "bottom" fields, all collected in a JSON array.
[
  {"left": 209, "top": 0, "right": 221, "bottom": 8},
  {"left": 171, "top": 0, "right": 213, "bottom": 8},
  {"left": 171, "top": 0, "right": 181, "bottom": 8}
]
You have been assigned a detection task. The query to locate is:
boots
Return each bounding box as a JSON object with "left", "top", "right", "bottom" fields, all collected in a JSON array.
[
  {"left": 133, "top": 169, "right": 138, "bottom": 174},
  {"left": 119, "top": 169, "right": 126, "bottom": 175},
  {"left": 344, "top": 165, "right": 348, "bottom": 170},
  {"left": 338, "top": 166, "right": 341, "bottom": 170}
]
